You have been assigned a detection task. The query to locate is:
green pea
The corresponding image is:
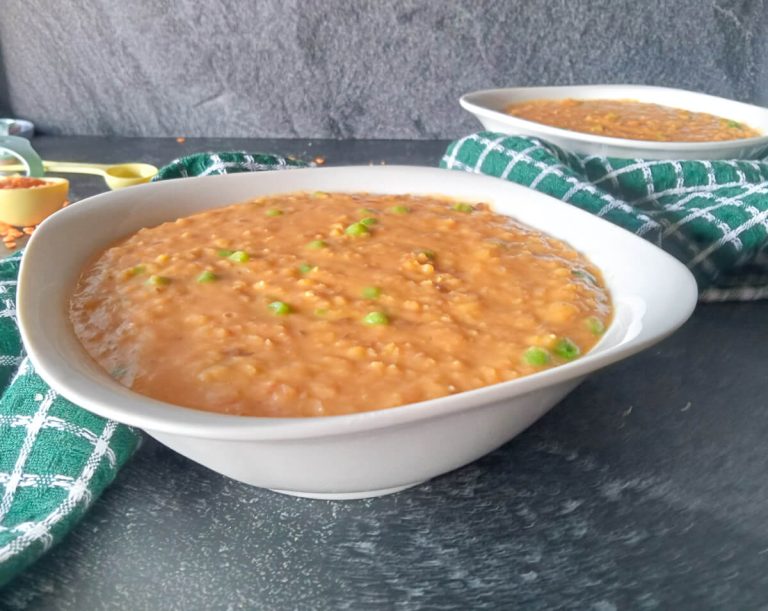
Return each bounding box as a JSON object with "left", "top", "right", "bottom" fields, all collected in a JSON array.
[
  {"left": 586, "top": 316, "right": 605, "bottom": 335},
  {"left": 388, "top": 205, "right": 410, "bottom": 215},
  {"left": 307, "top": 239, "right": 328, "bottom": 250},
  {"left": 127, "top": 264, "right": 146, "bottom": 277},
  {"left": 146, "top": 275, "right": 171, "bottom": 286},
  {"left": 416, "top": 249, "right": 436, "bottom": 260},
  {"left": 298, "top": 263, "right": 316, "bottom": 275},
  {"left": 362, "top": 311, "right": 389, "bottom": 326},
  {"left": 572, "top": 269, "right": 597, "bottom": 285},
  {"left": 196, "top": 270, "right": 218, "bottom": 283},
  {"left": 727, "top": 120, "right": 741, "bottom": 128},
  {"left": 345, "top": 222, "right": 370, "bottom": 237},
  {"left": 358, "top": 207, "right": 378, "bottom": 216},
  {"left": 523, "top": 346, "right": 551, "bottom": 366},
  {"left": 217, "top": 249, "right": 235, "bottom": 258},
  {"left": 359, "top": 217, "right": 378, "bottom": 227},
  {"left": 228, "top": 250, "right": 249, "bottom": 263},
  {"left": 452, "top": 202, "right": 474, "bottom": 213},
  {"left": 265, "top": 208, "right": 283, "bottom": 217},
  {"left": 268, "top": 301, "right": 292, "bottom": 316},
  {"left": 110, "top": 366, "right": 127, "bottom": 379},
  {"left": 361, "top": 286, "right": 381, "bottom": 300},
  {"left": 554, "top": 337, "right": 580, "bottom": 360},
  {"left": 314, "top": 308, "right": 329, "bottom": 317}
]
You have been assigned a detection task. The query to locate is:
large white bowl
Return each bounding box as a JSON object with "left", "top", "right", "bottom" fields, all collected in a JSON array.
[
  {"left": 460, "top": 84, "right": 768, "bottom": 160},
  {"left": 18, "top": 167, "right": 698, "bottom": 499}
]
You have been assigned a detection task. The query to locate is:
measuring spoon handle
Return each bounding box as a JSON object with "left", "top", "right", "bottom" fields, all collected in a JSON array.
[{"left": 41, "top": 161, "right": 111, "bottom": 175}]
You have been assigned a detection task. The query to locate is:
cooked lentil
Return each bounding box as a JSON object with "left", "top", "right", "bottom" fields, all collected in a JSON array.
[
  {"left": 70, "top": 192, "right": 612, "bottom": 417},
  {"left": 505, "top": 98, "right": 761, "bottom": 142}
]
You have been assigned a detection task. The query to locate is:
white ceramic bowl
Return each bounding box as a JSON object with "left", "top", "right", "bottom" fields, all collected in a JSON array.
[
  {"left": 18, "top": 166, "right": 698, "bottom": 499},
  {"left": 460, "top": 84, "right": 768, "bottom": 160}
]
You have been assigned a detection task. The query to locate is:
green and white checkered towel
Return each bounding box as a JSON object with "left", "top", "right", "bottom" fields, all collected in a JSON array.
[
  {"left": 0, "top": 250, "right": 140, "bottom": 588},
  {"left": 153, "top": 150, "right": 308, "bottom": 181},
  {"left": 442, "top": 132, "right": 768, "bottom": 301},
  {"left": 0, "top": 152, "right": 304, "bottom": 588}
]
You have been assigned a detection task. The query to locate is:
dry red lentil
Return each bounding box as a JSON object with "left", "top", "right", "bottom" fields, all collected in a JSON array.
[{"left": 0, "top": 176, "right": 49, "bottom": 189}]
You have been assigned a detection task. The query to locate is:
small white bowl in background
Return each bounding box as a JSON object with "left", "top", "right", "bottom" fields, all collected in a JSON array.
[
  {"left": 18, "top": 167, "right": 698, "bottom": 499},
  {"left": 460, "top": 85, "right": 768, "bottom": 160}
]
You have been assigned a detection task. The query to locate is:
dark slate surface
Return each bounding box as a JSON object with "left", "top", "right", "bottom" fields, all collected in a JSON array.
[
  {"left": 2, "top": 1, "right": 768, "bottom": 138},
  {"left": 1, "top": 137, "right": 767, "bottom": 610}
]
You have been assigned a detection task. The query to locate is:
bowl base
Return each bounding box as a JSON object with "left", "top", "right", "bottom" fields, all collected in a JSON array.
[{"left": 270, "top": 481, "right": 426, "bottom": 500}]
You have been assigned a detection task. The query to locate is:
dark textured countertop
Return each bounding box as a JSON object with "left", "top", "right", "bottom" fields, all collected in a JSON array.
[{"left": 2, "top": 137, "right": 767, "bottom": 611}]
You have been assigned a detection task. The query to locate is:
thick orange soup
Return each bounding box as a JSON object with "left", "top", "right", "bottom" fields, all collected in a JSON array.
[
  {"left": 505, "top": 98, "right": 761, "bottom": 142},
  {"left": 70, "top": 192, "right": 611, "bottom": 417}
]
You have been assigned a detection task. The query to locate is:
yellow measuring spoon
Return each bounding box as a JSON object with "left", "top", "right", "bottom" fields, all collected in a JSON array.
[{"left": 0, "top": 160, "right": 158, "bottom": 190}]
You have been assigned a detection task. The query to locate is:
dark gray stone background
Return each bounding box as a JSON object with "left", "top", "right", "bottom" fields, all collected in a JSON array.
[{"left": 1, "top": 0, "right": 768, "bottom": 138}]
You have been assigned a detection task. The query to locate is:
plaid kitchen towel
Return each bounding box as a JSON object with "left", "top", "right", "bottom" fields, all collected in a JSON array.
[
  {"left": 153, "top": 150, "right": 308, "bottom": 181},
  {"left": 0, "top": 151, "right": 306, "bottom": 588},
  {"left": 442, "top": 132, "right": 768, "bottom": 301},
  {"left": 0, "top": 250, "right": 140, "bottom": 588}
]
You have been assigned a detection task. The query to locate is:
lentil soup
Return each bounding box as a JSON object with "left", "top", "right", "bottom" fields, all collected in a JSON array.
[
  {"left": 70, "top": 192, "right": 612, "bottom": 417},
  {"left": 505, "top": 98, "right": 761, "bottom": 142}
]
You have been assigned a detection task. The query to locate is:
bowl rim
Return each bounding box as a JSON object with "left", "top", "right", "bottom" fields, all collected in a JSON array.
[
  {"left": 18, "top": 165, "right": 698, "bottom": 441},
  {"left": 459, "top": 83, "right": 768, "bottom": 151}
]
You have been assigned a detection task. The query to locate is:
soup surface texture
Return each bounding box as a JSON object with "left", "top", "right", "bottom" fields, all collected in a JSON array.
[
  {"left": 70, "top": 192, "right": 611, "bottom": 417},
  {"left": 505, "top": 98, "right": 761, "bottom": 142}
]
